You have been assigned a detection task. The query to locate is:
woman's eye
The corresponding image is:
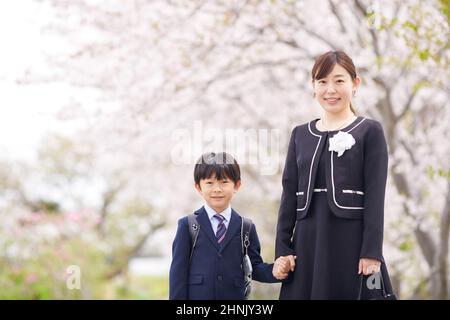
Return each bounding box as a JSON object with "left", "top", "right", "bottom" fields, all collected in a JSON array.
[{"left": 337, "top": 79, "right": 344, "bottom": 83}]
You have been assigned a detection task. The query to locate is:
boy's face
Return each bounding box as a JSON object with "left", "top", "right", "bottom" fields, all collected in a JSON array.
[{"left": 195, "top": 173, "right": 241, "bottom": 213}]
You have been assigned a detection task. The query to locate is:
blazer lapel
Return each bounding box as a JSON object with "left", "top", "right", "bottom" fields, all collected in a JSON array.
[
  {"left": 303, "top": 131, "right": 327, "bottom": 214},
  {"left": 219, "top": 209, "right": 241, "bottom": 253},
  {"left": 196, "top": 206, "right": 220, "bottom": 251}
]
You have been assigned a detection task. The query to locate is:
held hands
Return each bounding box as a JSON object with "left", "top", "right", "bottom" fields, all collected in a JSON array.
[
  {"left": 273, "top": 256, "right": 379, "bottom": 279},
  {"left": 272, "top": 255, "right": 297, "bottom": 280},
  {"left": 358, "top": 258, "right": 381, "bottom": 275}
]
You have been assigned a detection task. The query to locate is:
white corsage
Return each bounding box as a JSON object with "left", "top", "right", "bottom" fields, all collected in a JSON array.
[{"left": 329, "top": 131, "right": 355, "bottom": 157}]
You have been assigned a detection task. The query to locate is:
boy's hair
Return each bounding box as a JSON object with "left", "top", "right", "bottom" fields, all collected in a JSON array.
[{"left": 194, "top": 152, "right": 241, "bottom": 185}]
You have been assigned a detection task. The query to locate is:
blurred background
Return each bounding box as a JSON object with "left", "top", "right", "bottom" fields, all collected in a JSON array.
[{"left": 0, "top": 0, "right": 448, "bottom": 299}]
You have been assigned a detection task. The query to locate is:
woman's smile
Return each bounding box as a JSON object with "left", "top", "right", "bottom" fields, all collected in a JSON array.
[{"left": 324, "top": 97, "right": 341, "bottom": 105}]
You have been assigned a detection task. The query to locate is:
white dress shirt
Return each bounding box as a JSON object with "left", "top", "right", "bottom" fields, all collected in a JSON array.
[{"left": 204, "top": 202, "right": 231, "bottom": 235}]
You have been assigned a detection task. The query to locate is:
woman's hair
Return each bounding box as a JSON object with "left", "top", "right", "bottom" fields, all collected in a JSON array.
[{"left": 311, "top": 51, "right": 358, "bottom": 115}]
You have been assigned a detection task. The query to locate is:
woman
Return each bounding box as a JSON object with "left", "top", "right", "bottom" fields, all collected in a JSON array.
[{"left": 273, "top": 51, "right": 395, "bottom": 299}]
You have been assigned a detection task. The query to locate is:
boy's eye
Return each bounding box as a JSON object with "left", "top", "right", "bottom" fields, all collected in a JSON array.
[{"left": 337, "top": 79, "right": 344, "bottom": 83}]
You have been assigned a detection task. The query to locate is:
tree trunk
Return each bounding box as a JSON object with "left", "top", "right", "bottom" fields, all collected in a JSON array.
[{"left": 431, "top": 180, "right": 450, "bottom": 299}]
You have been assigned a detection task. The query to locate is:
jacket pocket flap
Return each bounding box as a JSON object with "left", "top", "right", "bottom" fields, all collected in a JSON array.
[
  {"left": 339, "top": 189, "right": 364, "bottom": 208},
  {"left": 188, "top": 274, "right": 203, "bottom": 284}
]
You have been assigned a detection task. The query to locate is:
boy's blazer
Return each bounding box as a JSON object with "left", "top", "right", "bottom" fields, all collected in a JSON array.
[
  {"left": 170, "top": 206, "right": 277, "bottom": 300},
  {"left": 276, "top": 117, "right": 388, "bottom": 262}
]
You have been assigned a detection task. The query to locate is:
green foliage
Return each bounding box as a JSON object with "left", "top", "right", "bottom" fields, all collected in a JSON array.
[
  {"left": 35, "top": 200, "right": 61, "bottom": 214},
  {"left": 0, "top": 238, "right": 108, "bottom": 299},
  {"left": 251, "top": 282, "right": 280, "bottom": 300},
  {"left": 438, "top": 0, "right": 450, "bottom": 23},
  {"left": 0, "top": 246, "right": 170, "bottom": 299},
  {"left": 426, "top": 165, "right": 450, "bottom": 180},
  {"left": 412, "top": 80, "right": 432, "bottom": 93},
  {"left": 113, "top": 275, "right": 169, "bottom": 300},
  {"left": 399, "top": 238, "right": 414, "bottom": 252},
  {"left": 371, "top": 0, "right": 449, "bottom": 77},
  {"left": 402, "top": 20, "right": 418, "bottom": 33}
]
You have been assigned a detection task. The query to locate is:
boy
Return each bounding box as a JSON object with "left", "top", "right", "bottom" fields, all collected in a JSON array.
[{"left": 169, "top": 152, "right": 290, "bottom": 299}]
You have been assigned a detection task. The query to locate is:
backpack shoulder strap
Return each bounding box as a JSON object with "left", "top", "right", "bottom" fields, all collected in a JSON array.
[
  {"left": 241, "top": 217, "right": 252, "bottom": 255},
  {"left": 187, "top": 213, "right": 200, "bottom": 264}
]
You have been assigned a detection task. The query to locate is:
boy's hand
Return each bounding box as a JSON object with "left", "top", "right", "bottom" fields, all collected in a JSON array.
[
  {"left": 272, "top": 257, "right": 289, "bottom": 280},
  {"left": 273, "top": 255, "right": 297, "bottom": 280}
]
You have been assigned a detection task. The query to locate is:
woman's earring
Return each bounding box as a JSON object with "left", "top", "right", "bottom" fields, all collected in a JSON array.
[
  {"left": 352, "top": 91, "right": 356, "bottom": 97},
  {"left": 313, "top": 93, "right": 316, "bottom": 98}
]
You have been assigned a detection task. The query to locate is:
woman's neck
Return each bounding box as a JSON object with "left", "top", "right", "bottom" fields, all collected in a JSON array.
[{"left": 322, "top": 109, "right": 355, "bottom": 128}]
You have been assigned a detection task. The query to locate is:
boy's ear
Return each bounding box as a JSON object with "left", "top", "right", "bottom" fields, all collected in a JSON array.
[
  {"left": 194, "top": 183, "right": 202, "bottom": 193},
  {"left": 234, "top": 180, "right": 242, "bottom": 191}
]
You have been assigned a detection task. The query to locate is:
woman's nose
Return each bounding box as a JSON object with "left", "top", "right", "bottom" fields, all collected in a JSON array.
[{"left": 326, "top": 84, "right": 337, "bottom": 93}]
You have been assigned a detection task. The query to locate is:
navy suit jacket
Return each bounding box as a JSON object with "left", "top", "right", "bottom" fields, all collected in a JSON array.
[
  {"left": 276, "top": 117, "right": 389, "bottom": 262},
  {"left": 169, "top": 206, "right": 278, "bottom": 300}
]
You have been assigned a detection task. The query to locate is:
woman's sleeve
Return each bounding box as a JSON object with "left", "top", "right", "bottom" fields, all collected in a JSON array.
[
  {"left": 275, "top": 126, "right": 298, "bottom": 258},
  {"left": 360, "top": 121, "right": 389, "bottom": 262}
]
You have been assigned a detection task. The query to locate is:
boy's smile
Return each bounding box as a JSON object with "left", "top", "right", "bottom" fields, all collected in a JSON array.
[{"left": 195, "top": 173, "right": 241, "bottom": 213}]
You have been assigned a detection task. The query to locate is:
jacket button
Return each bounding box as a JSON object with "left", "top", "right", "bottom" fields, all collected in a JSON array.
[
  {"left": 218, "top": 254, "right": 222, "bottom": 259},
  {"left": 217, "top": 275, "right": 223, "bottom": 281}
]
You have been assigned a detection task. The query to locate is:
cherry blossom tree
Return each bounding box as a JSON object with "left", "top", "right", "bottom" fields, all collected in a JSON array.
[{"left": 15, "top": 0, "right": 450, "bottom": 298}]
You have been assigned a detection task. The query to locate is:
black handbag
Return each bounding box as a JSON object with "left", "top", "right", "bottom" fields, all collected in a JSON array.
[{"left": 357, "top": 272, "right": 397, "bottom": 300}]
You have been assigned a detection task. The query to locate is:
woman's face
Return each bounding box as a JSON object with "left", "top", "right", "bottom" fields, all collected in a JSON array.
[{"left": 313, "top": 64, "right": 360, "bottom": 114}]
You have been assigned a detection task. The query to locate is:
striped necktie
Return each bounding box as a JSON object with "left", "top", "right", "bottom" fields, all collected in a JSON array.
[{"left": 213, "top": 214, "right": 227, "bottom": 244}]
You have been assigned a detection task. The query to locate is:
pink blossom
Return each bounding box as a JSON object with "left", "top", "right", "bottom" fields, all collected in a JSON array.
[
  {"left": 25, "top": 273, "right": 38, "bottom": 285},
  {"left": 30, "top": 212, "right": 43, "bottom": 223},
  {"left": 66, "top": 212, "right": 82, "bottom": 223}
]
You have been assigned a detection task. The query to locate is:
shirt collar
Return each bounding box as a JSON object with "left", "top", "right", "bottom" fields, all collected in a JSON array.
[{"left": 204, "top": 202, "right": 232, "bottom": 221}]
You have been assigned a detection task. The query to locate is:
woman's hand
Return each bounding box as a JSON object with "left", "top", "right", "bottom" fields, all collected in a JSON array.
[{"left": 358, "top": 258, "right": 381, "bottom": 275}]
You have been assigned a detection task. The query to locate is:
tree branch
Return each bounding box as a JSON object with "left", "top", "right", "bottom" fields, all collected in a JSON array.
[
  {"left": 353, "top": 0, "right": 381, "bottom": 58},
  {"left": 285, "top": 6, "right": 341, "bottom": 50},
  {"left": 328, "top": 0, "right": 347, "bottom": 33},
  {"left": 435, "top": 179, "right": 450, "bottom": 299}
]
